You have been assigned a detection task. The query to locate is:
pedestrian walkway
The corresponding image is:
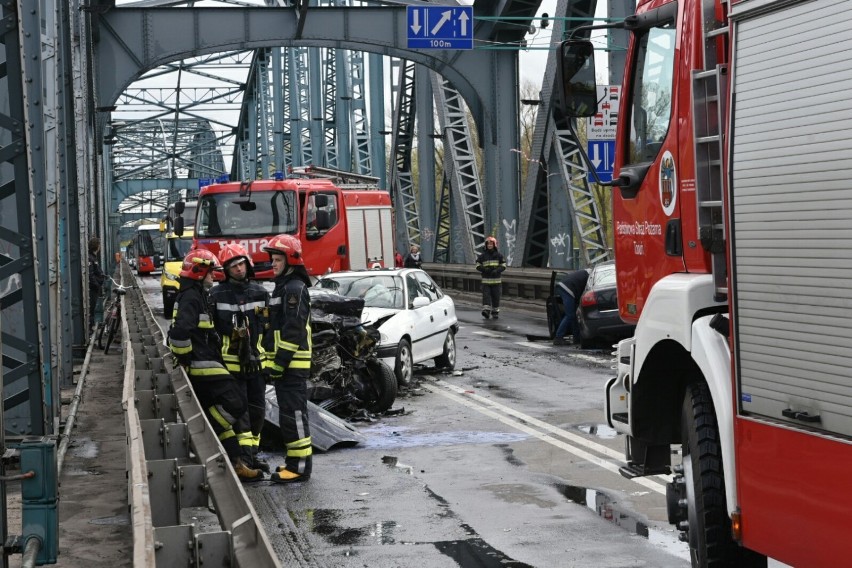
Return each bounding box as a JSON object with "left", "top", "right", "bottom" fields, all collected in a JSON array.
[{"left": 4, "top": 337, "right": 131, "bottom": 567}]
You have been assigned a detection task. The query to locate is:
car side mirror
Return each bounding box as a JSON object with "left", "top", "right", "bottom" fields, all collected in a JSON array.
[{"left": 412, "top": 297, "right": 430, "bottom": 309}]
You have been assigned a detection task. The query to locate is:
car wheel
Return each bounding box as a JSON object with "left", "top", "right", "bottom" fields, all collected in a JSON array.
[
  {"left": 363, "top": 360, "right": 398, "bottom": 413},
  {"left": 434, "top": 329, "right": 456, "bottom": 370},
  {"left": 394, "top": 339, "right": 413, "bottom": 387}
]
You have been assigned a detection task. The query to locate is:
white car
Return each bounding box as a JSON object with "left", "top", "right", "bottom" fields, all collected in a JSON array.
[{"left": 314, "top": 268, "right": 458, "bottom": 386}]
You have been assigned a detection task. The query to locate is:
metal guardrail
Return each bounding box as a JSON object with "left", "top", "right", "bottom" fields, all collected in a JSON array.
[
  {"left": 423, "top": 263, "right": 554, "bottom": 307},
  {"left": 120, "top": 264, "right": 280, "bottom": 567}
]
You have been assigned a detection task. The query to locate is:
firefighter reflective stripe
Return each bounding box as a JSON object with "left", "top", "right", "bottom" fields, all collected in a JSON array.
[
  {"left": 220, "top": 336, "right": 241, "bottom": 373},
  {"left": 237, "top": 431, "right": 254, "bottom": 448},
  {"left": 169, "top": 337, "right": 192, "bottom": 354},
  {"left": 482, "top": 278, "right": 502, "bottom": 285},
  {"left": 198, "top": 314, "right": 214, "bottom": 329},
  {"left": 189, "top": 360, "right": 231, "bottom": 377},
  {"left": 209, "top": 405, "right": 236, "bottom": 440},
  {"left": 269, "top": 296, "right": 282, "bottom": 306},
  {"left": 215, "top": 299, "right": 267, "bottom": 312},
  {"left": 251, "top": 434, "right": 260, "bottom": 448},
  {"left": 274, "top": 330, "right": 311, "bottom": 370},
  {"left": 286, "top": 437, "right": 313, "bottom": 458}
]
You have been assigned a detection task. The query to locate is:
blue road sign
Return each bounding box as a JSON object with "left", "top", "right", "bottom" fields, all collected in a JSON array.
[
  {"left": 407, "top": 6, "right": 473, "bottom": 50},
  {"left": 587, "top": 140, "right": 615, "bottom": 183}
]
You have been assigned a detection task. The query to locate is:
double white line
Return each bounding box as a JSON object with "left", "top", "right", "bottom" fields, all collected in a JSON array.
[{"left": 420, "top": 376, "right": 670, "bottom": 495}]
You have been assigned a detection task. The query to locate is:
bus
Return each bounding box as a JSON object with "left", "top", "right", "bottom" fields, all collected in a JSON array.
[{"left": 134, "top": 223, "right": 165, "bottom": 276}]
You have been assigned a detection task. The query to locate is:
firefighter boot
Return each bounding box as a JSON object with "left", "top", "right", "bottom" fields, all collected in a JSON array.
[
  {"left": 491, "top": 309, "right": 499, "bottom": 320},
  {"left": 481, "top": 307, "right": 491, "bottom": 319},
  {"left": 271, "top": 466, "right": 310, "bottom": 484},
  {"left": 233, "top": 459, "right": 264, "bottom": 483}
]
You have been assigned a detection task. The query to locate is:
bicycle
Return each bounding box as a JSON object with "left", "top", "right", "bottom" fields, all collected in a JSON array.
[{"left": 96, "top": 277, "right": 133, "bottom": 354}]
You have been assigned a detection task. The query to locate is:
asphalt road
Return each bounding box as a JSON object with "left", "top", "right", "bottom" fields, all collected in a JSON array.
[{"left": 136, "top": 273, "right": 689, "bottom": 568}]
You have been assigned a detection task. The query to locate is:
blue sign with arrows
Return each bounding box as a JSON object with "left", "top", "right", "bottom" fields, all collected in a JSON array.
[
  {"left": 407, "top": 6, "right": 473, "bottom": 50},
  {"left": 587, "top": 140, "right": 615, "bottom": 183}
]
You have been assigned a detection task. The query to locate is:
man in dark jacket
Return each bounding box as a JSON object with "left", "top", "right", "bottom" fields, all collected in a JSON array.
[
  {"left": 553, "top": 268, "right": 590, "bottom": 345},
  {"left": 262, "top": 234, "right": 313, "bottom": 484},
  {"left": 168, "top": 249, "right": 263, "bottom": 482},
  {"left": 88, "top": 237, "right": 106, "bottom": 333},
  {"left": 475, "top": 236, "right": 507, "bottom": 319},
  {"left": 210, "top": 244, "right": 271, "bottom": 474}
]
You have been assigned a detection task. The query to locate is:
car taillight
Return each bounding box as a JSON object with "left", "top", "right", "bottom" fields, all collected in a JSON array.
[{"left": 580, "top": 290, "right": 597, "bottom": 307}]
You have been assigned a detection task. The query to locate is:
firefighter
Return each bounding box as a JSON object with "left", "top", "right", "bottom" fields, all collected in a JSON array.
[
  {"left": 167, "top": 249, "right": 263, "bottom": 483},
  {"left": 262, "top": 234, "right": 313, "bottom": 484},
  {"left": 553, "top": 268, "right": 590, "bottom": 346},
  {"left": 209, "top": 244, "right": 271, "bottom": 474},
  {"left": 475, "top": 236, "right": 507, "bottom": 319}
]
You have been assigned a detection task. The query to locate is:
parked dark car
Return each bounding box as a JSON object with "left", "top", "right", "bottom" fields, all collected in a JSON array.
[{"left": 546, "top": 261, "right": 635, "bottom": 348}]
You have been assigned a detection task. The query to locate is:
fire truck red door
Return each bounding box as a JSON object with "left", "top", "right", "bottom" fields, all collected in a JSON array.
[{"left": 611, "top": 0, "right": 685, "bottom": 324}]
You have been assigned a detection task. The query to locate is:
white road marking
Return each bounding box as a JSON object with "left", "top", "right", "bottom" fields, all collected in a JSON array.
[
  {"left": 514, "top": 341, "right": 551, "bottom": 350},
  {"left": 473, "top": 330, "right": 504, "bottom": 339},
  {"left": 421, "top": 377, "right": 670, "bottom": 493}
]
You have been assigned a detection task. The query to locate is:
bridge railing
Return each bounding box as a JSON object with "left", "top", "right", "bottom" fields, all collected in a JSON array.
[{"left": 423, "top": 263, "right": 554, "bottom": 310}]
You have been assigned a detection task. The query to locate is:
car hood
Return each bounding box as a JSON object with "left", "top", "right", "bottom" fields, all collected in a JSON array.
[{"left": 361, "top": 307, "right": 400, "bottom": 326}]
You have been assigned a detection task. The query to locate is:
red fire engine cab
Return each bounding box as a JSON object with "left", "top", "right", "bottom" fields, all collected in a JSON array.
[
  {"left": 558, "top": 0, "right": 852, "bottom": 566},
  {"left": 175, "top": 166, "right": 395, "bottom": 279}
]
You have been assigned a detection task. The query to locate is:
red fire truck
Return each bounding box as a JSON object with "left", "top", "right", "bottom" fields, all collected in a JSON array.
[
  {"left": 559, "top": 0, "right": 852, "bottom": 566},
  {"left": 175, "top": 167, "right": 395, "bottom": 279}
]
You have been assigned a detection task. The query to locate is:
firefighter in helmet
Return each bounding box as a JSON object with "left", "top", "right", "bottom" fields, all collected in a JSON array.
[
  {"left": 168, "top": 249, "right": 263, "bottom": 482},
  {"left": 209, "top": 244, "right": 271, "bottom": 474},
  {"left": 475, "top": 236, "right": 507, "bottom": 319},
  {"left": 262, "top": 234, "right": 313, "bottom": 483}
]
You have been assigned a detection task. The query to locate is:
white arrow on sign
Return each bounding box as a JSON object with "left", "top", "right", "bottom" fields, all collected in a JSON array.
[
  {"left": 458, "top": 10, "right": 469, "bottom": 36},
  {"left": 410, "top": 9, "right": 422, "bottom": 35},
  {"left": 591, "top": 143, "right": 602, "bottom": 168},
  {"left": 431, "top": 10, "right": 452, "bottom": 36}
]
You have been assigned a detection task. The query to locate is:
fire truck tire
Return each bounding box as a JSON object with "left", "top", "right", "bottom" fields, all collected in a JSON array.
[
  {"left": 394, "top": 339, "right": 414, "bottom": 387},
  {"left": 680, "top": 382, "right": 766, "bottom": 568},
  {"left": 434, "top": 329, "right": 456, "bottom": 371},
  {"left": 363, "top": 360, "right": 397, "bottom": 414}
]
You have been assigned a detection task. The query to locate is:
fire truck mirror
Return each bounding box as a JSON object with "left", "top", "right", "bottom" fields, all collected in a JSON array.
[
  {"left": 556, "top": 40, "right": 598, "bottom": 118},
  {"left": 238, "top": 201, "right": 257, "bottom": 211},
  {"left": 314, "top": 194, "right": 329, "bottom": 208},
  {"left": 174, "top": 201, "right": 185, "bottom": 215},
  {"left": 174, "top": 216, "right": 184, "bottom": 237}
]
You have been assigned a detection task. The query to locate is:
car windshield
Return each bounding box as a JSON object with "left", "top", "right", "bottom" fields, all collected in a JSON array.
[
  {"left": 318, "top": 275, "right": 405, "bottom": 309},
  {"left": 165, "top": 236, "right": 193, "bottom": 262},
  {"left": 196, "top": 190, "right": 297, "bottom": 237}
]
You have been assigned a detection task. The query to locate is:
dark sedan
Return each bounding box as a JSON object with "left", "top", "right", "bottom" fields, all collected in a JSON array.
[{"left": 574, "top": 261, "right": 634, "bottom": 348}]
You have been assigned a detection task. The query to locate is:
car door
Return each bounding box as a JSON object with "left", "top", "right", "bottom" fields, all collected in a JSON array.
[
  {"left": 413, "top": 271, "right": 447, "bottom": 357},
  {"left": 405, "top": 273, "right": 437, "bottom": 362}
]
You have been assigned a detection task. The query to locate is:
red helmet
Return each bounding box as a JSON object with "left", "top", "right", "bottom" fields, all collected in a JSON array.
[
  {"left": 218, "top": 243, "right": 254, "bottom": 277},
  {"left": 180, "top": 249, "right": 220, "bottom": 280},
  {"left": 485, "top": 236, "right": 498, "bottom": 247},
  {"left": 263, "top": 234, "right": 303, "bottom": 266}
]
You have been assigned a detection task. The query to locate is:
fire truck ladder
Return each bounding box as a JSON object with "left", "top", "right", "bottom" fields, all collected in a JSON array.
[
  {"left": 289, "top": 164, "right": 379, "bottom": 189},
  {"left": 431, "top": 72, "right": 485, "bottom": 263},
  {"left": 550, "top": 116, "right": 612, "bottom": 266},
  {"left": 389, "top": 60, "right": 420, "bottom": 248},
  {"left": 693, "top": 0, "right": 729, "bottom": 301}
]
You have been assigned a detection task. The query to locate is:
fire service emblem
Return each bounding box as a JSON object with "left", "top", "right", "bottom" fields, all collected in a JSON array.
[{"left": 659, "top": 151, "right": 676, "bottom": 216}]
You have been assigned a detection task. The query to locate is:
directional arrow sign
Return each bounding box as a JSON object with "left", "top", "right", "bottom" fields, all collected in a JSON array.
[
  {"left": 587, "top": 140, "right": 615, "bottom": 183},
  {"left": 407, "top": 6, "right": 473, "bottom": 50}
]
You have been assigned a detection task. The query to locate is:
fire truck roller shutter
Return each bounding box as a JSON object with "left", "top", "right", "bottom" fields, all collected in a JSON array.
[
  {"left": 730, "top": 0, "right": 852, "bottom": 439},
  {"left": 346, "top": 209, "right": 367, "bottom": 270}
]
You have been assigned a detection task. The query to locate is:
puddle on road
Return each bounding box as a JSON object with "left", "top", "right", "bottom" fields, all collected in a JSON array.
[
  {"left": 69, "top": 437, "right": 99, "bottom": 459},
  {"left": 576, "top": 423, "right": 619, "bottom": 440},
  {"left": 557, "top": 483, "right": 689, "bottom": 561},
  {"left": 495, "top": 443, "right": 525, "bottom": 467},
  {"left": 359, "top": 425, "right": 527, "bottom": 450}
]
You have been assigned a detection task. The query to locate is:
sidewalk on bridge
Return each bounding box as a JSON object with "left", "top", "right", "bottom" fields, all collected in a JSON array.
[{"left": 5, "top": 338, "right": 132, "bottom": 567}]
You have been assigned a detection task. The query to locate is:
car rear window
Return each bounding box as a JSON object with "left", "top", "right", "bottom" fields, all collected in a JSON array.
[{"left": 594, "top": 265, "right": 616, "bottom": 287}]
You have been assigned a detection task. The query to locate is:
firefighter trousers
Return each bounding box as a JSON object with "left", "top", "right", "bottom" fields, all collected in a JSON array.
[
  {"left": 273, "top": 375, "right": 312, "bottom": 477},
  {"left": 234, "top": 371, "right": 267, "bottom": 462},
  {"left": 191, "top": 376, "right": 253, "bottom": 464},
  {"left": 481, "top": 283, "right": 502, "bottom": 313}
]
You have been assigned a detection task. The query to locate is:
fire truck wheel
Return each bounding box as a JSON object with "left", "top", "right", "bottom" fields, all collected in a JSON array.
[
  {"left": 680, "top": 383, "right": 766, "bottom": 568},
  {"left": 394, "top": 339, "right": 413, "bottom": 387}
]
